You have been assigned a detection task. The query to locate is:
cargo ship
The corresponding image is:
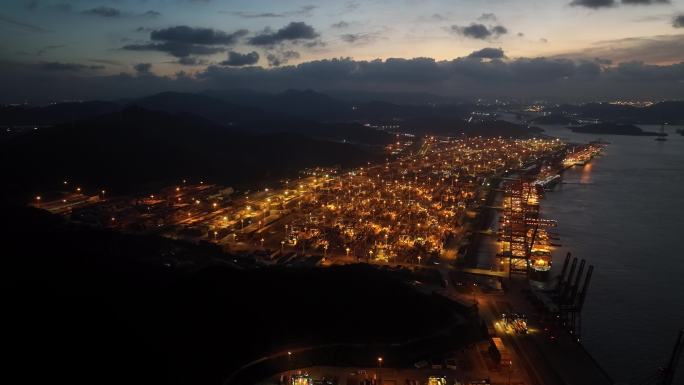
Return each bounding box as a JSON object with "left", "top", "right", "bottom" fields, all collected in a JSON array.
[
  {"left": 562, "top": 143, "right": 604, "bottom": 168},
  {"left": 534, "top": 174, "right": 561, "bottom": 189}
]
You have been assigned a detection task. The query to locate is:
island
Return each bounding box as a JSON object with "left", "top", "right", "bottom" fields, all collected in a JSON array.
[{"left": 532, "top": 114, "right": 579, "bottom": 125}]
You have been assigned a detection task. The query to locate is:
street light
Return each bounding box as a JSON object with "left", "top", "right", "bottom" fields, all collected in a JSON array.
[{"left": 377, "top": 357, "right": 383, "bottom": 384}]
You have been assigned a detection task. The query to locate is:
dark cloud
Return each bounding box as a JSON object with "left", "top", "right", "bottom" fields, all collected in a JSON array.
[
  {"left": 340, "top": 32, "right": 380, "bottom": 44},
  {"left": 621, "top": 0, "right": 670, "bottom": 4},
  {"left": 122, "top": 42, "right": 226, "bottom": 58},
  {"left": 248, "top": 22, "right": 319, "bottom": 46},
  {"left": 81, "top": 6, "right": 123, "bottom": 18},
  {"left": 177, "top": 57, "right": 207, "bottom": 66},
  {"left": 266, "top": 50, "right": 300, "bottom": 66},
  {"left": 133, "top": 63, "right": 152, "bottom": 74},
  {"left": 451, "top": 23, "right": 508, "bottom": 40},
  {"left": 332, "top": 21, "right": 350, "bottom": 29},
  {"left": 228, "top": 5, "right": 316, "bottom": 19},
  {"left": 124, "top": 26, "right": 247, "bottom": 58},
  {"left": 2, "top": 56, "right": 683, "bottom": 103},
  {"left": 571, "top": 0, "right": 668, "bottom": 7},
  {"left": 230, "top": 12, "right": 284, "bottom": 18},
  {"left": 221, "top": 51, "right": 260, "bottom": 66},
  {"left": 468, "top": 47, "right": 505, "bottom": 59},
  {"left": 570, "top": 0, "right": 616, "bottom": 8},
  {"left": 151, "top": 26, "right": 248, "bottom": 45},
  {"left": 141, "top": 10, "right": 161, "bottom": 18},
  {"left": 492, "top": 26, "right": 508, "bottom": 35},
  {"left": 673, "top": 15, "right": 684, "bottom": 28},
  {"left": 39, "top": 61, "right": 104, "bottom": 71},
  {"left": 193, "top": 57, "right": 684, "bottom": 98}
]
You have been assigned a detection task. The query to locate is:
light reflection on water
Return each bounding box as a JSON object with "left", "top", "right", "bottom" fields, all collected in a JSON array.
[{"left": 539, "top": 124, "right": 684, "bottom": 384}]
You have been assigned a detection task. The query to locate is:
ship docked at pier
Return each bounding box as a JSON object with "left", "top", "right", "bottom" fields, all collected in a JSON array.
[
  {"left": 497, "top": 143, "right": 604, "bottom": 282},
  {"left": 497, "top": 176, "right": 556, "bottom": 282},
  {"left": 562, "top": 143, "right": 605, "bottom": 168}
]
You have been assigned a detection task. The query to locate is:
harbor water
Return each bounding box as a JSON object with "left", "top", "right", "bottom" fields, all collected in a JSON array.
[{"left": 540, "top": 124, "right": 684, "bottom": 384}]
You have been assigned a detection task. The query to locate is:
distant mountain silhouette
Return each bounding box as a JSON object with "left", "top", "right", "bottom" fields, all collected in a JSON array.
[
  {"left": 0, "top": 106, "right": 380, "bottom": 198},
  {"left": 550, "top": 101, "right": 684, "bottom": 124},
  {"left": 0, "top": 100, "right": 121, "bottom": 126},
  {"left": 131, "top": 91, "right": 266, "bottom": 125}
]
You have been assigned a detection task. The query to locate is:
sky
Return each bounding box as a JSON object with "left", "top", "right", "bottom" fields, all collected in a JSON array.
[{"left": 1, "top": 0, "right": 683, "bottom": 103}]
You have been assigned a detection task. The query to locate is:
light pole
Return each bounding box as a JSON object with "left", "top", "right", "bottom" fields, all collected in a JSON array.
[
  {"left": 508, "top": 360, "right": 513, "bottom": 385},
  {"left": 287, "top": 351, "right": 292, "bottom": 382},
  {"left": 472, "top": 283, "right": 477, "bottom": 303},
  {"left": 281, "top": 240, "right": 285, "bottom": 253},
  {"left": 377, "top": 357, "right": 383, "bottom": 384}
]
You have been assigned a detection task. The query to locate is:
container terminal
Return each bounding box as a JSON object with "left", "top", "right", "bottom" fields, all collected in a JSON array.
[{"left": 30, "top": 138, "right": 683, "bottom": 385}]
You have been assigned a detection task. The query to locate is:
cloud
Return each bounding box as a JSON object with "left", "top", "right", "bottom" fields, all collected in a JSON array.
[
  {"left": 39, "top": 61, "right": 104, "bottom": 71},
  {"left": 468, "top": 47, "right": 505, "bottom": 59},
  {"left": 248, "top": 22, "right": 319, "bottom": 46},
  {"left": 81, "top": 6, "right": 123, "bottom": 18},
  {"left": 621, "top": 0, "right": 670, "bottom": 4},
  {"left": 177, "top": 57, "right": 207, "bottom": 66},
  {"left": 122, "top": 42, "right": 226, "bottom": 58},
  {"left": 340, "top": 32, "right": 381, "bottom": 44},
  {"left": 0, "top": 12, "right": 49, "bottom": 32},
  {"left": 221, "top": 51, "right": 260, "bottom": 66},
  {"left": 17, "top": 44, "right": 65, "bottom": 56},
  {"left": 570, "top": 0, "right": 669, "bottom": 8},
  {"left": 570, "top": 0, "right": 616, "bottom": 8},
  {"left": 191, "top": 57, "right": 684, "bottom": 100},
  {"left": 673, "top": 15, "right": 684, "bottom": 28},
  {"left": 2, "top": 55, "right": 683, "bottom": 103},
  {"left": 451, "top": 23, "right": 508, "bottom": 40},
  {"left": 230, "top": 12, "right": 284, "bottom": 18},
  {"left": 141, "top": 10, "right": 161, "bottom": 18},
  {"left": 133, "top": 63, "right": 152, "bottom": 75},
  {"left": 123, "top": 26, "right": 248, "bottom": 58},
  {"left": 332, "top": 21, "right": 350, "bottom": 29},
  {"left": 228, "top": 5, "right": 316, "bottom": 19},
  {"left": 555, "top": 34, "right": 684, "bottom": 65},
  {"left": 477, "top": 13, "right": 497, "bottom": 22},
  {"left": 151, "top": 26, "right": 248, "bottom": 45},
  {"left": 266, "top": 50, "right": 300, "bottom": 66}
]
